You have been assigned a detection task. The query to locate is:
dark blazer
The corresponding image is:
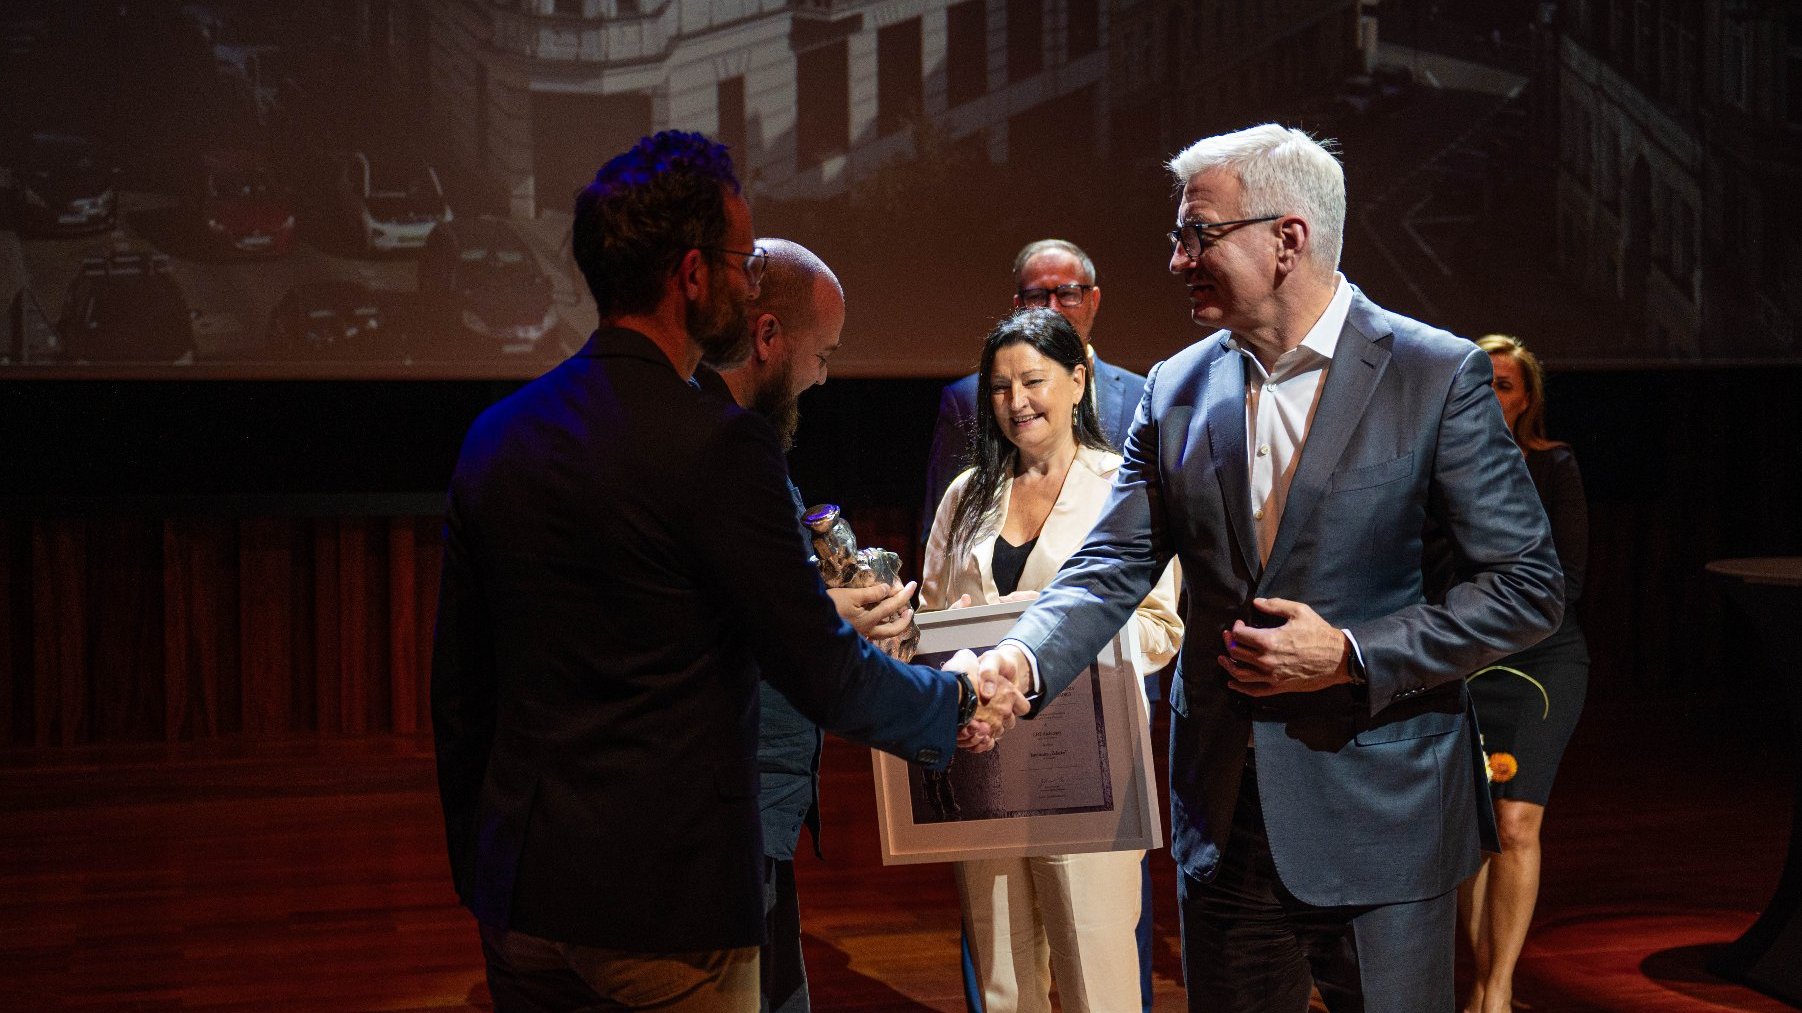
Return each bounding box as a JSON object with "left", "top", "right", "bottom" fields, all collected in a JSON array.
[
  {"left": 921, "top": 353, "right": 1146, "bottom": 544},
  {"left": 432, "top": 327, "right": 960, "bottom": 953},
  {"left": 690, "top": 366, "right": 825, "bottom": 862},
  {"left": 1006, "top": 288, "right": 1564, "bottom": 908}
]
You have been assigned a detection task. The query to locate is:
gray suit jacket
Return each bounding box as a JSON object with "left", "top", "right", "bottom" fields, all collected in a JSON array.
[{"left": 1007, "top": 288, "right": 1563, "bottom": 908}]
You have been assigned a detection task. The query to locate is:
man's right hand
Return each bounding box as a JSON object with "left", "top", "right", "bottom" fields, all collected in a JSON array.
[
  {"left": 975, "top": 643, "right": 1035, "bottom": 706},
  {"left": 827, "top": 581, "right": 916, "bottom": 641},
  {"left": 948, "top": 645, "right": 1034, "bottom": 752}
]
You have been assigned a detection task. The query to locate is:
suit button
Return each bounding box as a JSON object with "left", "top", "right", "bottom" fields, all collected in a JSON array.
[{"left": 915, "top": 748, "right": 942, "bottom": 766}]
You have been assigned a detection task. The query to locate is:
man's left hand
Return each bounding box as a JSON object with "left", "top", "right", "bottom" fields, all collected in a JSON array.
[
  {"left": 1219, "top": 597, "right": 1353, "bottom": 696},
  {"left": 827, "top": 581, "right": 916, "bottom": 641}
]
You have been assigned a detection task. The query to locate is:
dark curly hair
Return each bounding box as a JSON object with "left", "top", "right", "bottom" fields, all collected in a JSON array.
[
  {"left": 946, "top": 308, "right": 1110, "bottom": 561},
  {"left": 571, "top": 131, "right": 740, "bottom": 319}
]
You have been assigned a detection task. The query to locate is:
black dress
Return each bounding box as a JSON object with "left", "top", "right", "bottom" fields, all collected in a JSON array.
[{"left": 1467, "top": 444, "right": 1589, "bottom": 805}]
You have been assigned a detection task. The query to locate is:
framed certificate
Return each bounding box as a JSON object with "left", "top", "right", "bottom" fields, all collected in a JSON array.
[{"left": 870, "top": 599, "right": 1163, "bottom": 865}]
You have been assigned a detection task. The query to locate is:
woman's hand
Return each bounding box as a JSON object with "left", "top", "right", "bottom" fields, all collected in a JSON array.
[
  {"left": 946, "top": 594, "right": 974, "bottom": 610},
  {"left": 998, "top": 590, "right": 1039, "bottom": 604}
]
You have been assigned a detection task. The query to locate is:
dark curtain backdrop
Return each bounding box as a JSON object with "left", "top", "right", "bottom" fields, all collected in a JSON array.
[{"left": 3, "top": 369, "right": 1799, "bottom": 747}]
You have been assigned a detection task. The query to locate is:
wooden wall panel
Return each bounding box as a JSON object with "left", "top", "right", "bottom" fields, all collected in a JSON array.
[
  {"left": 1, "top": 514, "right": 444, "bottom": 747},
  {"left": 0, "top": 519, "right": 21, "bottom": 744},
  {"left": 388, "top": 518, "right": 419, "bottom": 736},
  {"left": 238, "top": 517, "right": 295, "bottom": 736},
  {"left": 413, "top": 518, "right": 442, "bottom": 734},
  {"left": 162, "top": 518, "right": 244, "bottom": 741},
  {"left": 312, "top": 522, "right": 342, "bottom": 735},
  {"left": 87, "top": 518, "right": 164, "bottom": 742},
  {"left": 31, "top": 520, "right": 87, "bottom": 746},
  {"left": 336, "top": 519, "right": 372, "bottom": 735}
]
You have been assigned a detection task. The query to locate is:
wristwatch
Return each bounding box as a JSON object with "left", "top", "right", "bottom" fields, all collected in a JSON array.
[{"left": 955, "top": 670, "right": 980, "bottom": 729}]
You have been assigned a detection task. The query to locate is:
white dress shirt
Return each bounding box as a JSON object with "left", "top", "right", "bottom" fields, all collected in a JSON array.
[
  {"left": 1004, "top": 274, "right": 1364, "bottom": 697},
  {"left": 1226, "top": 275, "right": 1366, "bottom": 671},
  {"left": 1231, "top": 274, "right": 1353, "bottom": 565}
]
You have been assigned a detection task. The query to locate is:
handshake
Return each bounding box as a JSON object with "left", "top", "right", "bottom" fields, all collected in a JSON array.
[{"left": 941, "top": 644, "right": 1035, "bottom": 753}]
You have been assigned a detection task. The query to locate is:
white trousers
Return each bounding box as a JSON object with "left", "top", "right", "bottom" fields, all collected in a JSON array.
[{"left": 955, "top": 849, "right": 1145, "bottom": 1013}]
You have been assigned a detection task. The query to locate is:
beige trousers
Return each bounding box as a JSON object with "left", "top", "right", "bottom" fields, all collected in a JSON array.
[{"left": 955, "top": 849, "right": 1145, "bottom": 1013}]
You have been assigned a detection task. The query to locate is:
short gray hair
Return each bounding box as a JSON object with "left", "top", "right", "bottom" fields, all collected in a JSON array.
[
  {"left": 1012, "top": 238, "right": 1097, "bottom": 286},
  {"left": 754, "top": 238, "right": 841, "bottom": 333},
  {"left": 1167, "top": 124, "right": 1345, "bottom": 271}
]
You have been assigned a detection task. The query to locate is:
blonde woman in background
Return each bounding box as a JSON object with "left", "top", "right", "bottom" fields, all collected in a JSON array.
[
  {"left": 921, "top": 308, "right": 1181, "bottom": 1013},
  {"left": 1459, "top": 334, "right": 1591, "bottom": 1013}
]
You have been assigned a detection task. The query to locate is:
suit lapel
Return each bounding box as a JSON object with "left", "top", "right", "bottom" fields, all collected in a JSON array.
[
  {"left": 1092, "top": 361, "right": 1128, "bottom": 449},
  {"left": 1021, "top": 446, "right": 1107, "bottom": 591},
  {"left": 1258, "top": 302, "right": 1392, "bottom": 585},
  {"left": 1203, "top": 348, "right": 1260, "bottom": 579}
]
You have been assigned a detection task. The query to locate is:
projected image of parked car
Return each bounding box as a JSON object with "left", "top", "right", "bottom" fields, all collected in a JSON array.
[
  {"left": 199, "top": 148, "right": 294, "bottom": 256},
  {"left": 57, "top": 249, "right": 197, "bottom": 363},
  {"left": 10, "top": 132, "right": 119, "bottom": 236},
  {"left": 265, "top": 281, "right": 403, "bottom": 360},
  {"left": 417, "top": 216, "right": 557, "bottom": 357},
  {"left": 334, "top": 150, "right": 451, "bottom": 253}
]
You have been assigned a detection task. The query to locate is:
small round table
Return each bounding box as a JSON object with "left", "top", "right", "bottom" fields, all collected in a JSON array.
[{"left": 1704, "top": 557, "right": 1802, "bottom": 1007}]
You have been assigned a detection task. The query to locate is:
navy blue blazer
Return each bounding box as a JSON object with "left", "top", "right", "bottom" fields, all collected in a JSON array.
[
  {"left": 921, "top": 353, "right": 1146, "bottom": 546},
  {"left": 1006, "top": 289, "right": 1563, "bottom": 908},
  {"left": 432, "top": 328, "right": 961, "bottom": 953},
  {"left": 691, "top": 366, "right": 825, "bottom": 863}
]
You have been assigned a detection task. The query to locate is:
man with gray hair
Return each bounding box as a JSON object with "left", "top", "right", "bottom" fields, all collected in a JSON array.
[
  {"left": 709, "top": 238, "right": 917, "bottom": 1013},
  {"left": 967, "top": 124, "right": 1563, "bottom": 1009}
]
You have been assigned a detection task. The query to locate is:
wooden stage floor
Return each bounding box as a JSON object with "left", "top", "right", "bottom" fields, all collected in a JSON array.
[{"left": 0, "top": 696, "right": 1793, "bottom": 1011}]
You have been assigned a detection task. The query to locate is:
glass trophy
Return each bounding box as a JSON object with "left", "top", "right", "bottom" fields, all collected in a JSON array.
[{"left": 803, "top": 503, "right": 919, "bottom": 662}]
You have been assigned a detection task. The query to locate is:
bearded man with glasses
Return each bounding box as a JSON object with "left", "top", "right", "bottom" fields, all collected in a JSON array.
[{"left": 432, "top": 131, "right": 1025, "bottom": 1013}]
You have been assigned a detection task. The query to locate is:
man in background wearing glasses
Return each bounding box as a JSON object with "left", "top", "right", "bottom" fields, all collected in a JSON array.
[
  {"left": 921, "top": 240, "right": 1146, "bottom": 550},
  {"left": 919, "top": 237, "right": 1159, "bottom": 1013}
]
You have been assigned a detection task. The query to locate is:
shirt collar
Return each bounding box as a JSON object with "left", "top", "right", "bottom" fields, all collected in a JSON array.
[
  {"left": 1297, "top": 273, "right": 1352, "bottom": 361},
  {"left": 1223, "top": 273, "right": 1352, "bottom": 368}
]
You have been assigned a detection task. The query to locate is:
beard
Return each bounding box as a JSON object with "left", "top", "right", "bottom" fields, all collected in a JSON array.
[
  {"left": 749, "top": 356, "right": 802, "bottom": 451},
  {"left": 692, "top": 267, "right": 753, "bottom": 370}
]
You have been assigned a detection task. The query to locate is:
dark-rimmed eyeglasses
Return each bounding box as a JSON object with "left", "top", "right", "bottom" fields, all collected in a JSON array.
[
  {"left": 1017, "top": 283, "right": 1095, "bottom": 308},
  {"left": 1166, "top": 215, "right": 1284, "bottom": 260},
  {"left": 700, "top": 244, "right": 768, "bottom": 287}
]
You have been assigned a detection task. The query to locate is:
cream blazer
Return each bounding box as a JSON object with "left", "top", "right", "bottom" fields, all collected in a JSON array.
[{"left": 920, "top": 445, "right": 1182, "bottom": 676}]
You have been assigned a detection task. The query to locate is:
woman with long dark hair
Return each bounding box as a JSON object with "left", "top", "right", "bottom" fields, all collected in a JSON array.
[
  {"left": 1458, "top": 334, "right": 1590, "bottom": 1013},
  {"left": 920, "top": 308, "right": 1181, "bottom": 1013}
]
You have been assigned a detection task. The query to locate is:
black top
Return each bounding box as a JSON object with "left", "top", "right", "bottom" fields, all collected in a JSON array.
[
  {"left": 1524, "top": 445, "right": 1588, "bottom": 604},
  {"left": 992, "top": 535, "right": 1038, "bottom": 598}
]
